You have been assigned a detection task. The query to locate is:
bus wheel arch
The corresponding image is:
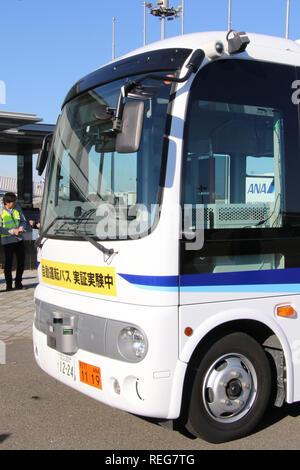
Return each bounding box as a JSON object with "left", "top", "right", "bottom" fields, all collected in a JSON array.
[{"left": 179, "top": 320, "right": 286, "bottom": 443}]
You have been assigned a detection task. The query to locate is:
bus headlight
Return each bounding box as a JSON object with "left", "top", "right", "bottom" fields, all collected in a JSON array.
[{"left": 118, "top": 326, "right": 148, "bottom": 362}]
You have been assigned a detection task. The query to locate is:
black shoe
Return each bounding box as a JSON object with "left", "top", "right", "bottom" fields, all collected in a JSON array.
[
  {"left": 6, "top": 285, "right": 13, "bottom": 291},
  {"left": 15, "top": 283, "right": 25, "bottom": 290}
]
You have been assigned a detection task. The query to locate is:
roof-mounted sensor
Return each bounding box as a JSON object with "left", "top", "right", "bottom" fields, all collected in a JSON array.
[{"left": 226, "top": 30, "right": 250, "bottom": 54}]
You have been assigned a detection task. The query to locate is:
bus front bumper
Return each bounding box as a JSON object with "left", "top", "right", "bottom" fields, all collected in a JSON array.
[{"left": 33, "top": 306, "right": 187, "bottom": 419}]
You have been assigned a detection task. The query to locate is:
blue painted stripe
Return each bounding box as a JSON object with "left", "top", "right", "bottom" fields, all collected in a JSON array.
[
  {"left": 180, "top": 268, "right": 300, "bottom": 287},
  {"left": 118, "top": 268, "right": 300, "bottom": 293},
  {"left": 118, "top": 273, "right": 178, "bottom": 287}
]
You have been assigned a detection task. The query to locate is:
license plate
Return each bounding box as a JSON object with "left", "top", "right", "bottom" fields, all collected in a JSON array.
[
  {"left": 79, "top": 361, "right": 102, "bottom": 389},
  {"left": 57, "top": 352, "right": 76, "bottom": 381}
]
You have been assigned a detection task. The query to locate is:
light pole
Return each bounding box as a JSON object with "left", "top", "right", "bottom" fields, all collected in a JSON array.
[
  {"left": 228, "top": 0, "right": 232, "bottom": 31},
  {"left": 143, "top": 2, "right": 153, "bottom": 45},
  {"left": 286, "top": 0, "right": 290, "bottom": 39},
  {"left": 112, "top": 16, "right": 116, "bottom": 59},
  {"left": 146, "top": 1, "right": 182, "bottom": 40}
]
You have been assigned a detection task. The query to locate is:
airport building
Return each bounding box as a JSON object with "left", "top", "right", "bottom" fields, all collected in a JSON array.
[{"left": 0, "top": 111, "right": 54, "bottom": 269}]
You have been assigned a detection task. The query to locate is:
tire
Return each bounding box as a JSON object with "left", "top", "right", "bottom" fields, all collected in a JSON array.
[{"left": 185, "top": 332, "right": 272, "bottom": 443}]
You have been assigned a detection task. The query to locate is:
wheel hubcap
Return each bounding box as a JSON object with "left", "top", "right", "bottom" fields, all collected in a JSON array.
[
  {"left": 226, "top": 379, "right": 243, "bottom": 399},
  {"left": 202, "top": 354, "right": 257, "bottom": 423}
]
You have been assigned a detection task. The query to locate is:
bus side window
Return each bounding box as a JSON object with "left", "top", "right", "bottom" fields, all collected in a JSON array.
[
  {"left": 181, "top": 59, "right": 300, "bottom": 275},
  {"left": 184, "top": 102, "right": 283, "bottom": 230}
]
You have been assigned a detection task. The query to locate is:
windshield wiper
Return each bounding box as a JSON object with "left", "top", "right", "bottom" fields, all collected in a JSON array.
[
  {"left": 35, "top": 216, "right": 90, "bottom": 248},
  {"left": 73, "top": 229, "right": 115, "bottom": 258},
  {"left": 35, "top": 216, "right": 115, "bottom": 258}
]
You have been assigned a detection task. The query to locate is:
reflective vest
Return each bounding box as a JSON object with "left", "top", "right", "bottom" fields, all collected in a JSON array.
[{"left": 1, "top": 208, "right": 21, "bottom": 237}]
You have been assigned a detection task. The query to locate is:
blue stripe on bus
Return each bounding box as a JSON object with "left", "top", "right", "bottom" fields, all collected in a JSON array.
[
  {"left": 118, "top": 268, "right": 300, "bottom": 292},
  {"left": 180, "top": 268, "right": 300, "bottom": 287},
  {"left": 118, "top": 273, "right": 178, "bottom": 287}
]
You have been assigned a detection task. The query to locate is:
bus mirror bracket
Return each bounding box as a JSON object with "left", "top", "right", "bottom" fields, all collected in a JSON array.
[
  {"left": 113, "top": 49, "right": 204, "bottom": 153},
  {"left": 117, "top": 48, "right": 205, "bottom": 103}
]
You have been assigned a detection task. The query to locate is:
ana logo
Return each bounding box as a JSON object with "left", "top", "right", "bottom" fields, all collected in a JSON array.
[{"left": 247, "top": 181, "right": 274, "bottom": 195}]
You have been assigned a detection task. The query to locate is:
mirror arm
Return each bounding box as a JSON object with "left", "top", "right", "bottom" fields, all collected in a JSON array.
[
  {"left": 113, "top": 84, "right": 127, "bottom": 132},
  {"left": 124, "top": 49, "right": 205, "bottom": 92},
  {"left": 113, "top": 49, "right": 204, "bottom": 133}
]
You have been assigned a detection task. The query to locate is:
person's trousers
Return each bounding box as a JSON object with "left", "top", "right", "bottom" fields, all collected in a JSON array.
[{"left": 3, "top": 241, "right": 25, "bottom": 287}]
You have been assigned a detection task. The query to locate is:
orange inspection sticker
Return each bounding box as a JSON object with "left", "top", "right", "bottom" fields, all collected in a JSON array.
[
  {"left": 40, "top": 259, "right": 116, "bottom": 296},
  {"left": 79, "top": 361, "right": 102, "bottom": 389}
]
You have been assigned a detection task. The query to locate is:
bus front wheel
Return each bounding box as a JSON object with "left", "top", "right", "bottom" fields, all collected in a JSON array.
[{"left": 185, "top": 332, "right": 272, "bottom": 443}]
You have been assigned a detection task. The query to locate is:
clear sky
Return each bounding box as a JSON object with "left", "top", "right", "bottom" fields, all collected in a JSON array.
[{"left": 1, "top": 0, "right": 300, "bottom": 180}]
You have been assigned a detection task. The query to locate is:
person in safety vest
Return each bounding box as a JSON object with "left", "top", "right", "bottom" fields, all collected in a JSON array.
[{"left": 0, "top": 192, "right": 27, "bottom": 291}]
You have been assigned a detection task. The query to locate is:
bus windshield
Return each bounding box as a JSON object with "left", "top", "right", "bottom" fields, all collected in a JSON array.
[{"left": 41, "top": 75, "right": 172, "bottom": 240}]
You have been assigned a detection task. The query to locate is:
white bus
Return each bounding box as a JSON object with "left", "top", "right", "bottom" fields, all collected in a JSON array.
[{"left": 33, "top": 30, "right": 300, "bottom": 443}]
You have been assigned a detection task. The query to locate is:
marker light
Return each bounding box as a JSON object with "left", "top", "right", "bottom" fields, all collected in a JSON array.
[
  {"left": 184, "top": 327, "right": 193, "bottom": 337},
  {"left": 276, "top": 305, "right": 296, "bottom": 318},
  {"left": 164, "top": 74, "right": 174, "bottom": 85}
]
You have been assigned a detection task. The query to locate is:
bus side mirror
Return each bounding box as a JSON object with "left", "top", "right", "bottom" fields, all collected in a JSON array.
[
  {"left": 36, "top": 133, "right": 53, "bottom": 176},
  {"left": 115, "top": 101, "right": 144, "bottom": 153}
]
